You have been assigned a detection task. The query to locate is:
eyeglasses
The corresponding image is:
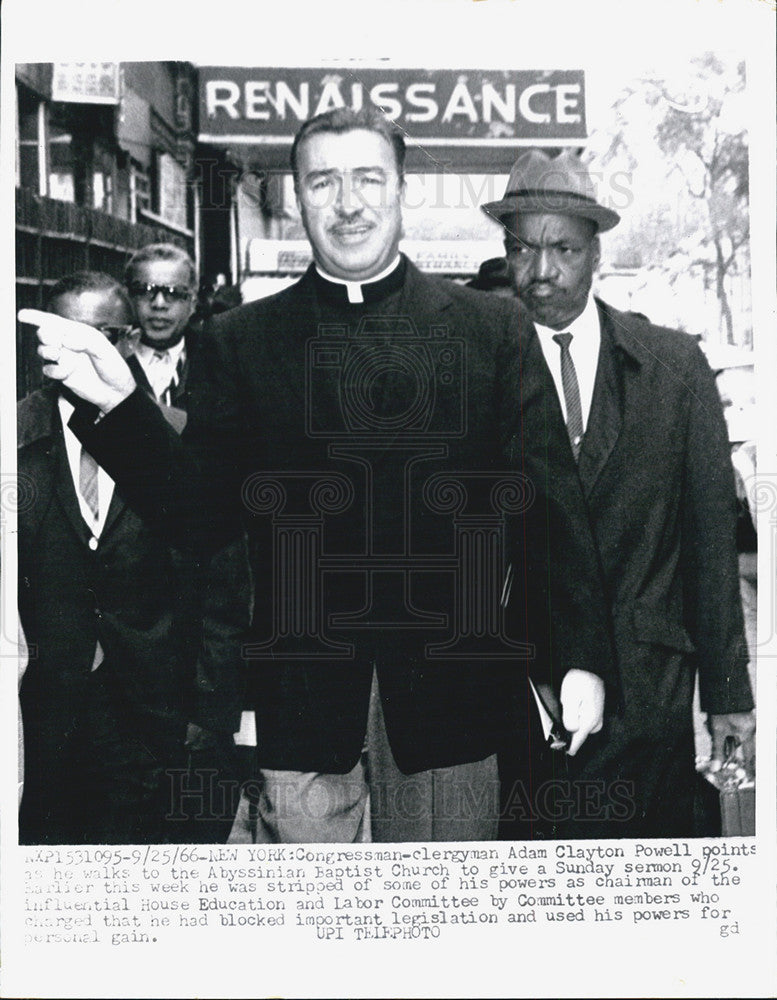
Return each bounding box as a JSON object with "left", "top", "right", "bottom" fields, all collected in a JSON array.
[
  {"left": 128, "top": 282, "right": 192, "bottom": 303},
  {"left": 94, "top": 324, "right": 137, "bottom": 344}
]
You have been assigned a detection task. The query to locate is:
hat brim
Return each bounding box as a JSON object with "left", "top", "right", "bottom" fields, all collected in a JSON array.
[{"left": 482, "top": 194, "right": 620, "bottom": 233}]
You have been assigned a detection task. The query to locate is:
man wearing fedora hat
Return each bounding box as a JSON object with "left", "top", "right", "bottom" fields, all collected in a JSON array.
[{"left": 484, "top": 149, "right": 755, "bottom": 838}]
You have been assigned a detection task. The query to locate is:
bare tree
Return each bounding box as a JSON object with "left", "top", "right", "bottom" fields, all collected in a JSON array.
[{"left": 597, "top": 54, "right": 749, "bottom": 345}]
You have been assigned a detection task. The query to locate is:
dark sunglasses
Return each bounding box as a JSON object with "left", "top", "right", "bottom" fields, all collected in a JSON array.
[
  {"left": 128, "top": 282, "right": 191, "bottom": 303},
  {"left": 94, "top": 324, "right": 137, "bottom": 344}
]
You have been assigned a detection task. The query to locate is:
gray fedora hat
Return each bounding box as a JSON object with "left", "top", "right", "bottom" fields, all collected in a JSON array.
[{"left": 482, "top": 148, "right": 620, "bottom": 232}]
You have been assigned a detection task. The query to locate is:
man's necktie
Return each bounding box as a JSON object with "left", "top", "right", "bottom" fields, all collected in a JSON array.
[
  {"left": 552, "top": 332, "right": 584, "bottom": 461},
  {"left": 79, "top": 445, "right": 105, "bottom": 669},
  {"left": 79, "top": 445, "right": 105, "bottom": 670},
  {"left": 160, "top": 352, "right": 186, "bottom": 406},
  {"left": 79, "top": 445, "right": 99, "bottom": 520}
]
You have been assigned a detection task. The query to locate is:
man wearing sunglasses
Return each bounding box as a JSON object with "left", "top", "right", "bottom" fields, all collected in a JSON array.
[
  {"left": 124, "top": 243, "right": 251, "bottom": 844},
  {"left": 124, "top": 243, "right": 199, "bottom": 409},
  {"left": 17, "top": 271, "right": 193, "bottom": 843}
]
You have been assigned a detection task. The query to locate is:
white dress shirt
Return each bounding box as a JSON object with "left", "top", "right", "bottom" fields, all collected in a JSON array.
[
  {"left": 533, "top": 294, "right": 601, "bottom": 432},
  {"left": 531, "top": 295, "right": 601, "bottom": 735},
  {"left": 58, "top": 397, "right": 115, "bottom": 538},
  {"left": 134, "top": 338, "right": 187, "bottom": 402},
  {"left": 58, "top": 396, "right": 116, "bottom": 670}
]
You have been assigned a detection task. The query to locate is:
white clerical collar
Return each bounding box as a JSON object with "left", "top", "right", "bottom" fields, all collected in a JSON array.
[
  {"left": 533, "top": 294, "right": 600, "bottom": 345},
  {"left": 315, "top": 255, "right": 402, "bottom": 304}
]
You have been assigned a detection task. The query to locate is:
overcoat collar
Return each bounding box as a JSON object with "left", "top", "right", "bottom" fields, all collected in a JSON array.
[
  {"left": 517, "top": 298, "right": 647, "bottom": 500},
  {"left": 578, "top": 300, "right": 646, "bottom": 498}
]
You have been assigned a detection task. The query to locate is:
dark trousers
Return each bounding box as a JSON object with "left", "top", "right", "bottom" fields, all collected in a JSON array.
[
  {"left": 497, "top": 683, "right": 569, "bottom": 840},
  {"left": 162, "top": 732, "right": 246, "bottom": 844},
  {"left": 499, "top": 687, "right": 702, "bottom": 840},
  {"left": 20, "top": 670, "right": 182, "bottom": 845}
]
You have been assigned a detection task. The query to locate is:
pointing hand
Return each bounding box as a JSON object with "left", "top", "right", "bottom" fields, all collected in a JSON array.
[{"left": 20, "top": 309, "right": 136, "bottom": 413}]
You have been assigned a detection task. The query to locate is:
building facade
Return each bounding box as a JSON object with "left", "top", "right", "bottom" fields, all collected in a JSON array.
[{"left": 15, "top": 61, "right": 200, "bottom": 397}]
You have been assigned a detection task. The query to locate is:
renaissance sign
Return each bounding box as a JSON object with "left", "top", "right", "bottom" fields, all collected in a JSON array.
[{"left": 198, "top": 67, "right": 587, "bottom": 170}]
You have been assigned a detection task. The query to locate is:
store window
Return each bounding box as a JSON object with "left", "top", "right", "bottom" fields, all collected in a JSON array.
[
  {"left": 131, "top": 160, "right": 152, "bottom": 220},
  {"left": 157, "top": 152, "right": 187, "bottom": 230},
  {"left": 47, "top": 113, "right": 76, "bottom": 202},
  {"left": 17, "top": 84, "right": 45, "bottom": 195},
  {"left": 92, "top": 140, "right": 115, "bottom": 213}
]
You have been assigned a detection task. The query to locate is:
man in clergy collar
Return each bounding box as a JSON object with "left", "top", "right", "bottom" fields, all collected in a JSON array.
[
  {"left": 483, "top": 150, "right": 755, "bottom": 837},
  {"left": 24, "top": 107, "right": 616, "bottom": 843}
]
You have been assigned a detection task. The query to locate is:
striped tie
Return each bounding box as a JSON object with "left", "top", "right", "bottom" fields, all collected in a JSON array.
[
  {"left": 79, "top": 446, "right": 99, "bottom": 520},
  {"left": 552, "top": 332, "right": 584, "bottom": 461}
]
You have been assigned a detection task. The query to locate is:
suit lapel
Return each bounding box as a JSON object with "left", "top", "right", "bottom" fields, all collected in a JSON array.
[
  {"left": 502, "top": 312, "right": 578, "bottom": 471},
  {"left": 174, "top": 326, "right": 198, "bottom": 402},
  {"left": 513, "top": 299, "right": 640, "bottom": 501},
  {"left": 51, "top": 417, "right": 95, "bottom": 547},
  {"left": 42, "top": 390, "right": 127, "bottom": 545},
  {"left": 101, "top": 487, "right": 126, "bottom": 538},
  {"left": 270, "top": 269, "right": 317, "bottom": 416},
  {"left": 126, "top": 352, "right": 154, "bottom": 397},
  {"left": 18, "top": 389, "right": 59, "bottom": 541},
  {"left": 375, "top": 261, "right": 453, "bottom": 455},
  {"left": 171, "top": 357, "right": 189, "bottom": 407},
  {"left": 398, "top": 259, "right": 453, "bottom": 333},
  {"left": 577, "top": 304, "right": 625, "bottom": 499},
  {"left": 128, "top": 345, "right": 189, "bottom": 408},
  {"left": 517, "top": 320, "right": 565, "bottom": 457}
]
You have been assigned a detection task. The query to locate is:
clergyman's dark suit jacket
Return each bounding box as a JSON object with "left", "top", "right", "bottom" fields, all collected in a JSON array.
[
  {"left": 73, "top": 259, "right": 617, "bottom": 781},
  {"left": 499, "top": 299, "right": 753, "bottom": 838}
]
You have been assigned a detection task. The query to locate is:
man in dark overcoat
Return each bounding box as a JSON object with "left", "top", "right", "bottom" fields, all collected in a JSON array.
[
  {"left": 485, "top": 149, "right": 755, "bottom": 837},
  {"left": 18, "top": 273, "right": 201, "bottom": 842}
]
